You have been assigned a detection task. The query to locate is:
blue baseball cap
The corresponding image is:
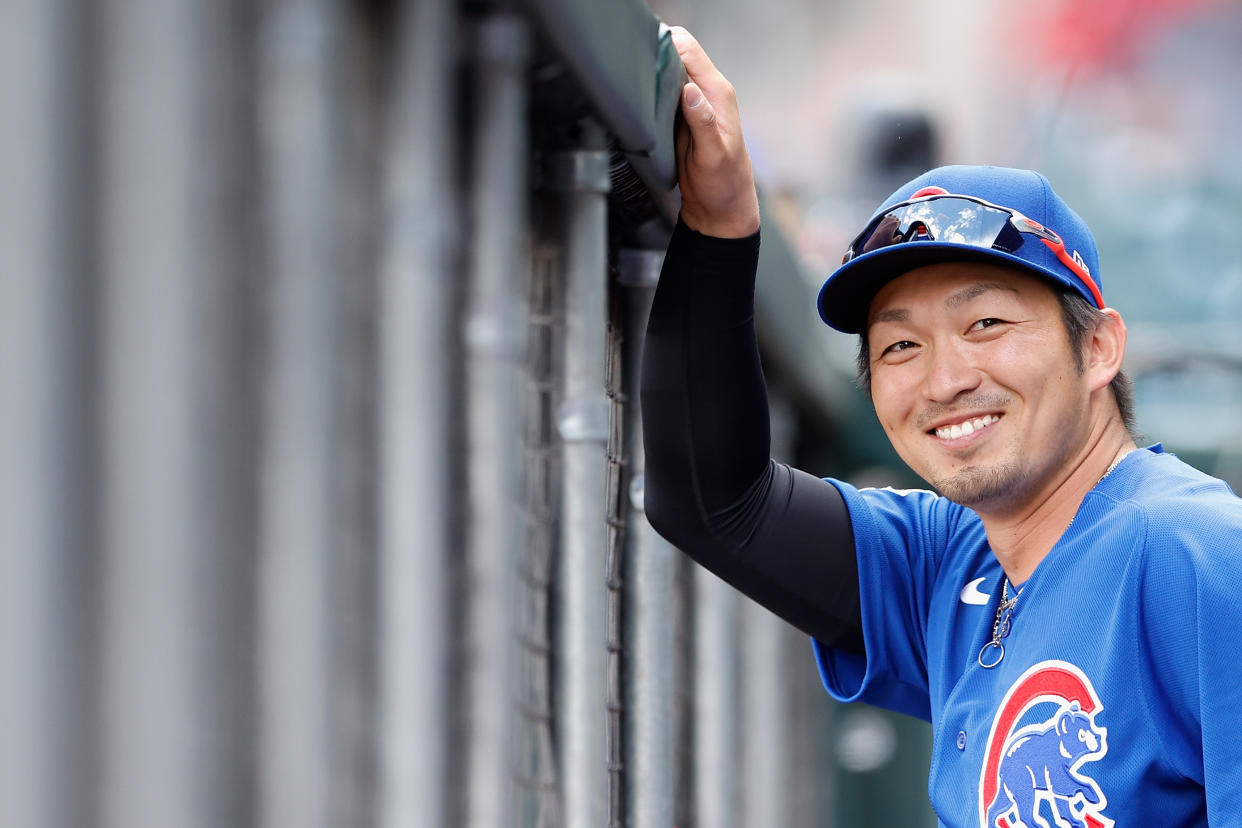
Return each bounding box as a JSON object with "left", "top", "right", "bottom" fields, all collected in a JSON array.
[{"left": 817, "top": 165, "right": 1103, "bottom": 334}]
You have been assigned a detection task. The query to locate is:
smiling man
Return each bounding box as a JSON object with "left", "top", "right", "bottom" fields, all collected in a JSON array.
[
  {"left": 861, "top": 255, "right": 1134, "bottom": 587},
  {"left": 641, "top": 27, "right": 1242, "bottom": 828}
]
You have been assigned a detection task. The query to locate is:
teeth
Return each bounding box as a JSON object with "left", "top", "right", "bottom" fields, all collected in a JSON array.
[{"left": 935, "top": 414, "right": 998, "bottom": 440}]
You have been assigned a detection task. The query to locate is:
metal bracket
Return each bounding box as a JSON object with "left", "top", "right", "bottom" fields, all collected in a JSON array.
[{"left": 540, "top": 150, "right": 613, "bottom": 194}]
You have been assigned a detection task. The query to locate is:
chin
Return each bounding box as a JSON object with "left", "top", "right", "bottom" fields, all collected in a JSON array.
[{"left": 931, "top": 462, "right": 1027, "bottom": 508}]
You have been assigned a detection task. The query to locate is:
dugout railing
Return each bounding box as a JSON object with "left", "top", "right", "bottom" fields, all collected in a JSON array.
[{"left": 1, "top": 0, "right": 933, "bottom": 826}]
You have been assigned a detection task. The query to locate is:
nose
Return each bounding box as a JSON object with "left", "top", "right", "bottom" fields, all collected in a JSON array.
[{"left": 922, "top": 339, "right": 981, "bottom": 404}]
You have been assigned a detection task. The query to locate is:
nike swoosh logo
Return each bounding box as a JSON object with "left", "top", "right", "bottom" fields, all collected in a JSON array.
[{"left": 960, "top": 576, "right": 990, "bottom": 605}]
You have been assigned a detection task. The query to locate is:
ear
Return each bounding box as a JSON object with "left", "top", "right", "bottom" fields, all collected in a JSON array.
[{"left": 1085, "top": 307, "right": 1127, "bottom": 394}]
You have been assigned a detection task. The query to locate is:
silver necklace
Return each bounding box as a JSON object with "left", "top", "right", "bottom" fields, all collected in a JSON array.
[
  {"left": 977, "top": 454, "right": 1125, "bottom": 669},
  {"left": 978, "top": 578, "right": 1022, "bottom": 668},
  {"left": 1067, "top": 454, "right": 1125, "bottom": 530}
]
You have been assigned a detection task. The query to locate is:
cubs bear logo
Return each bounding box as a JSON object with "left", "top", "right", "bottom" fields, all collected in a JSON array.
[{"left": 979, "top": 660, "right": 1112, "bottom": 828}]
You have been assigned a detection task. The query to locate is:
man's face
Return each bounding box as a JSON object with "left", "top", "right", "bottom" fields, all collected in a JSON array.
[{"left": 865, "top": 261, "right": 1090, "bottom": 514}]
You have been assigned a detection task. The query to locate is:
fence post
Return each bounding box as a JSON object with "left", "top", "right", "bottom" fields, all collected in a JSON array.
[
  {"left": 94, "top": 0, "right": 250, "bottom": 825},
  {"left": 0, "top": 1, "right": 82, "bottom": 825},
  {"left": 255, "top": 0, "right": 342, "bottom": 824},
  {"left": 545, "top": 128, "right": 612, "bottom": 828},
  {"left": 462, "top": 13, "right": 530, "bottom": 828},
  {"left": 693, "top": 570, "right": 740, "bottom": 828},
  {"left": 738, "top": 393, "right": 798, "bottom": 828},
  {"left": 618, "top": 248, "right": 677, "bottom": 828},
  {"left": 375, "top": 0, "right": 457, "bottom": 822}
]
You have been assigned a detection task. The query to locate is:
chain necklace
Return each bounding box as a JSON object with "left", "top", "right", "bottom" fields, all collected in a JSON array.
[
  {"left": 978, "top": 578, "right": 1021, "bottom": 668},
  {"left": 977, "top": 453, "right": 1127, "bottom": 669}
]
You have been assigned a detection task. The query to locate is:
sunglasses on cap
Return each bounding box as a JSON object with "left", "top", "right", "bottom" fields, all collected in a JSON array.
[{"left": 841, "top": 188, "right": 1104, "bottom": 308}]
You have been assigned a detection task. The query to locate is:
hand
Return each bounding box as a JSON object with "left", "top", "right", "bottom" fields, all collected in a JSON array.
[{"left": 670, "top": 27, "right": 761, "bottom": 239}]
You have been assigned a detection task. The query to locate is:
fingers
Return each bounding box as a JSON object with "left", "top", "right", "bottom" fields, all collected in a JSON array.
[
  {"left": 670, "top": 27, "right": 733, "bottom": 154},
  {"left": 666, "top": 26, "right": 760, "bottom": 238},
  {"left": 669, "top": 27, "right": 720, "bottom": 86},
  {"left": 669, "top": 27, "right": 735, "bottom": 113}
]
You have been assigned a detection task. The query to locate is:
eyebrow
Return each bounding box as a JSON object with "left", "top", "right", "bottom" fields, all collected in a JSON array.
[
  {"left": 945, "top": 281, "right": 1018, "bottom": 310},
  {"left": 869, "top": 307, "right": 910, "bottom": 325},
  {"left": 867, "top": 281, "right": 1020, "bottom": 331}
]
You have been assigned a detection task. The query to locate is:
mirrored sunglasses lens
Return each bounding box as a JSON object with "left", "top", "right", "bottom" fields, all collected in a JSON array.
[{"left": 857, "top": 198, "right": 1012, "bottom": 256}]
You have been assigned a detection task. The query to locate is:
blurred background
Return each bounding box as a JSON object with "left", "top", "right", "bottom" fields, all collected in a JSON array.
[
  {"left": 3, "top": 0, "right": 1240, "bottom": 826},
  {"left": 661, "top": 0, "right": 1242, "bottom": 480}
]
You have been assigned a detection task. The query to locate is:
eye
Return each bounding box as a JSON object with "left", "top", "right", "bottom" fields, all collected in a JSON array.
[
  {"left": 969, "top": 317, "right": 1006, "bottom": 332},
  {"left": 880, "top": 340, "right": 918, "bottom": 357}
]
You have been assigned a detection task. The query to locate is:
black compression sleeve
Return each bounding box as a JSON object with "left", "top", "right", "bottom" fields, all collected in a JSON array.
[{"left": 640, "top": 220, "right": 864, "bottom": 654}]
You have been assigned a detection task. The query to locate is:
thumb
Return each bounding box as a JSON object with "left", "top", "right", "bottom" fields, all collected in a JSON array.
[{"left": 681, "top": 82, "right": 719, "bottom": 137}]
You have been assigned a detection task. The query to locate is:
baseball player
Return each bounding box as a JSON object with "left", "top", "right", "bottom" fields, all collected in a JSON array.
[{"left": 641, "top": 27, "right": 1242, "bottom": 827}]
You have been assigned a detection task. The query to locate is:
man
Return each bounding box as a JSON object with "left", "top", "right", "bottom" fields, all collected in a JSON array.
[{"left": 641, "top": 27, "right": 1242, "bottom": 827}]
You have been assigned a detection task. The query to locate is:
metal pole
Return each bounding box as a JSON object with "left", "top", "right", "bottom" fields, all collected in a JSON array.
[
  {"left": 330, "top": 15, "right": 383, "bottom": 826},
  {"left": 738, "top": 393, "right": 797, "bottom": 828},
  {"left": 619, "top": 249, "right": 676, "bottom": 828},
  {"left": 95, "top": 0, "right": 243, "bottom": 824},
  {"left": 463, "top": 14, "right": 530, "bottom": 828},
  {"left": 375, "top": 0, "right": 457, "bottom": 821},
  {"left": 738, "top": 602, "right": 786, "bottom": 827},
  {"left": 0, "top": 1, "right": 80, "bottom": 825},
  {"left": 256, "top": 0, "right": 340, "bottom": 825},
  {"left": 548, "top": 134, "right": 612, "bottom": 828},
  {"left": 694, "top": 568, "right": 740, "bottom": 828}
]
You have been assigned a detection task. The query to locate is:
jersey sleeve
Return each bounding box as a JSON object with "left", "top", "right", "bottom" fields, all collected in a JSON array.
[
  {"left": 813, "top": 482, "right": 972, "bottom": 722},
  {"left": 1133, "top": 480, "right": 1242, "bottom": 819}
]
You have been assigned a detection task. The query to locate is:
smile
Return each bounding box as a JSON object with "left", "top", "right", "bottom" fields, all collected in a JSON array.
[{"left": 932, "top": 414, "right": 1000, "bottom": 441}]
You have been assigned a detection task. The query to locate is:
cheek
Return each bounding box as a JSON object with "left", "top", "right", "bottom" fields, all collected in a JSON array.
[
  {"left": 868, "top": 383, "right": 908, "bottom": 435},
  {"left": 990, "top": 350, "right": 1087, "bottom": 429},
  {"left": 870, "top": 363, "right": 923, "bottom": 415},
  {"left": 979, "top": 335, "right": 1069, "bottom": 391}
]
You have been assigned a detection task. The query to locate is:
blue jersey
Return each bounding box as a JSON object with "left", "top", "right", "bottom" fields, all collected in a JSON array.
[{"left": 813, "top": 445, "right": 1242, "bottom": 827}]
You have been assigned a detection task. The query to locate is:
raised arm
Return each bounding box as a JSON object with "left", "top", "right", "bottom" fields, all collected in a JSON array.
[{"left": 639, "top": 29, "right": 863, "bottom": 652}]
